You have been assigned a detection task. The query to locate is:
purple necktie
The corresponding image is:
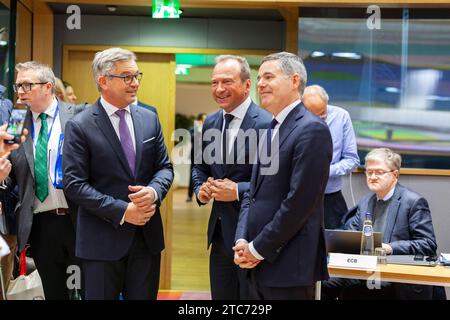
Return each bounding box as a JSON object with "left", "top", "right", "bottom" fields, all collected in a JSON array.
[{"left": 116, "top": 109, "right": 136, "bottom": 175}]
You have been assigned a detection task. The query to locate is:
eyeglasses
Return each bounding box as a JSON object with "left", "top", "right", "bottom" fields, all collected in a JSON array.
[
  {"left": 107, "top": 72, "right": 142, "bottom": 84},
  {"left": 365, "top": 169, "right": 396, "bottom": 178},
  {"left": 13, "top": 82, "right": 48, "bottom": 93}
]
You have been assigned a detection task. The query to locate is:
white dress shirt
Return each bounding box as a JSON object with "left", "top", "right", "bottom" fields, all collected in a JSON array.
[
  {"left": 222, "top": 96, "right": 252, "bottom": 201},
  {"left": 32, "top": 97, "right": 68, "bottom": 213},
  {"left": 100, "top": 97, "right": 158, "bottom": 224},
  {"left": 248, "top": 99, "right": 301, "bottom": 260},
  {"left": 100, "top": 97, "right": 136, "bottom": 151}
]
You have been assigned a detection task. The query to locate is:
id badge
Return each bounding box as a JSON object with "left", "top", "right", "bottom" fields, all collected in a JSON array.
[{"left": 53, "top": 133, "right": 64, "bottom": 189}]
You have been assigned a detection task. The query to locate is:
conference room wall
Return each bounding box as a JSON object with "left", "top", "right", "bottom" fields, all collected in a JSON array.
[{"left": 52, "top": 14, "right": 284, "bottom": 77}]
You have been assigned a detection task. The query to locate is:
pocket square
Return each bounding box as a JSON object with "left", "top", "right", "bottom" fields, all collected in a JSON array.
[{"left": 143, "top": 137, "right": 156, "bottom": 143}]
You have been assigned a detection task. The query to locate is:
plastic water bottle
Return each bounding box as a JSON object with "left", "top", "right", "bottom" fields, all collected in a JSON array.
[{"left": 360, "top": 213, "right": 374, "bottom": 255}]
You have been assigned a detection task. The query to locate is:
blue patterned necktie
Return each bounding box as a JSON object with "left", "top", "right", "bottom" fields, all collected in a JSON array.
[{"left": 116, "top": 109, "right": 136, "bottom": 175}]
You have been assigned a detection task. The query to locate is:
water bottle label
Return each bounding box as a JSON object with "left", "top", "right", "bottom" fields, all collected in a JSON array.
[{"left": 363, "top": 225, "right": 373, "bottom": 237}]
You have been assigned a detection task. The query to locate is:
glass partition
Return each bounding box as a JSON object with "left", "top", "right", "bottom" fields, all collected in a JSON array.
[{"left": 299, "top": 9, "right": 450, "bottom": 169}]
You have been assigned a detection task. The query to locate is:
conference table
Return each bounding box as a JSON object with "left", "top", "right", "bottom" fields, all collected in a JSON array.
[{"left": 315, "top": 263, "right": 450, "bottom": 299}]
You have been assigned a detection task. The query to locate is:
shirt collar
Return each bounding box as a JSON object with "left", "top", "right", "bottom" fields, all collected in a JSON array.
[
  {"left": 222, "top": 96, "right": 251, "bottom": 121},
  {"left": 101, "top": 96, "right": 131, "bottom": 117},
  {"left": 32, "top": 96, "right": 58, "bottom": 121},
  {"left": 378, "top": 183, "right": 397, "bottom": 201},
  {"left": 274, "top": 99, "right": 301, "bottom": 125}
]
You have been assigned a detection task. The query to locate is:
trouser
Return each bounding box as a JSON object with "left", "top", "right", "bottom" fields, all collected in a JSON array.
[
  {"left": 29, "top": 213, "right": 80, "bottom": 300},
  {"left": 248, "top": 270, "right": 315, "bottom": 300},
  {"left": 209, "top": 222, "right": 248, "bottom": 300},
  {"left": 82, "top": 228, "right": 161, "bottom": 300}
]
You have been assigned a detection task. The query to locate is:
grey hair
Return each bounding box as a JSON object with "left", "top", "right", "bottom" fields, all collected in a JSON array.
[
  {"left": 215, "top": 55, "right": 251, "bottom": 82},
  {"left": 15, "top": 61, "right": 56, "bottom": 94},
  {"left": 304, "top": 85, "right": 329, "bottom": 104},
  {"left": 365, "top": 148, "right": 402, "bottom": 171},
  {"left": 261, "top": 51, "right": 307, "bottom": 95},
  {"left": 92, "top": 47, "right": 137, "bottom": 91}
]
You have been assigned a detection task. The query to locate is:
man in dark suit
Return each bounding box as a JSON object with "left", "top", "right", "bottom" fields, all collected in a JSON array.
[
  {"left": 233, "top": 52, "right": 332, "bottom": 300},
  {"left": 63, "top": 47, "right": 173, "bottom": 300},
  {"left": 5, "top": 61, "right": 84, "bottom": 299},
  {"left": 192, "top": 55, "right": 271, "bottom": 300},
  {"left": 323, "top": 148, "right": 438, "bottom": 300}
]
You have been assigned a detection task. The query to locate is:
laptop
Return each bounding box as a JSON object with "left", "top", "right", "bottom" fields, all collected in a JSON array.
[{"left": 325, "top": 229, "right": 382, "bottom": 254}]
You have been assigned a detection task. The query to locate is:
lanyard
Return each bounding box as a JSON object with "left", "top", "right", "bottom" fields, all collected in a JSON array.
[
  {"left": 53, "top": 133, "right": 64, "bottom": 189},
  {"left": 31, "top": 103, "right": 59, "bottom": 142}
]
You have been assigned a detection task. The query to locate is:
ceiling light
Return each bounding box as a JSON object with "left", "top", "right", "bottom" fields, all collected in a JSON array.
[{"left": 332, "top": 52, "right": 362, "bottom": 59}]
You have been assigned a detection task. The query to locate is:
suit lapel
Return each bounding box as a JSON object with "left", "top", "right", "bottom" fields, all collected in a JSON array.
[
  {"left": 254, "top": 105, "right": 303, "bottom": 195},
  {"left": 226, "top": 102, "right": 257, "bottom": 175},
  {"left": 94, "top": 100, "right": 134, "bottom": 178},
  {"left": 383, "top": 185, "right": 402, "bottom": 243},
  {"left": 58, "top": 102, "right": 73, "bottom": 134},
  {"left": 23, "top": 110, "right": 35, "bottom": 179},
  {"left": 131, "top": 105, "right": 143, "bottom": 177}
]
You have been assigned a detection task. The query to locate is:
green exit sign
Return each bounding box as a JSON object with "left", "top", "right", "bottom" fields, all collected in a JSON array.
[{"left": 152, "top": 0, "right": 180, "bottom": 19}]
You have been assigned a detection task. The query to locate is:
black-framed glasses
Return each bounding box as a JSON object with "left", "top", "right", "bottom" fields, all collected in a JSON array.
[
  {"left": 365, "top": 169, "right": 395, "bottom": 178},
  {"left": 13, "top": 82, "right": 48, "bottom": 93},
  {"left": 107, "top": 72, "right": 143, "bottom": 85}
]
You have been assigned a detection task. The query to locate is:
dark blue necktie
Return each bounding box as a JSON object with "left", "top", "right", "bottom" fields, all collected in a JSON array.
[
  {"left": 222, "top": 113, "right": 235, "bottom": 164},
  {"left": 267, "top": 118, "right": 278, "bottom": 156}
]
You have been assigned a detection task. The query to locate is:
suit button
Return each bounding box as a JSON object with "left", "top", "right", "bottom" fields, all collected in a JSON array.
[
  {"left": 252, "top": 198, "right": 256, "bottom": 203},
  {"left": 218, "top": 216, "right": 222, "bottom": 220}
]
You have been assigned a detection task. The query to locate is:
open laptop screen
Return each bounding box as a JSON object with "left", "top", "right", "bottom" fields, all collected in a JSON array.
[{"left": 325, "top": 229, "right": 382, "bottom": 254}]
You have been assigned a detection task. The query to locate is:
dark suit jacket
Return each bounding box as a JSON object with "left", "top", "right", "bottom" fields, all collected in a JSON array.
[
  {"left": 137, "top": 101, "right": 157, "bottom": 114},
  {"left": 344, "top": 183, "right": 437, "bottom": 256},
  {"left": 63, "top": 99, "right": 173, "bottom": 261},
  {"left": 192, "top": 101, "right": 271, "bottom": 252},
  {"left": 8, "top": 100, "right": 85, "bottom": 252},
  {"left": 235, "top": 104, "right": 332, "bottom": 287}
]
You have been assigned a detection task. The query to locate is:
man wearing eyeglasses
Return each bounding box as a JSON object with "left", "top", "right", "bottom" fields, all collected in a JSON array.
[
  {"left": 302, "top": 85, "right": 360, "bottom": 230},
  {"left": 63, "top": 47, "right": 173, "bottom": 300},
  {"left": 4, "top": 61, "right": 85, "bottom": 299},
  {"left": 322, "top": 148, "right": 437, "bottom": 299}
]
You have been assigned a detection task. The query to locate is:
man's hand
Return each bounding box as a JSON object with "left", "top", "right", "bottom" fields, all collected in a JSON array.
[
  {"left": 123, "top": 202, "right": 155, "bottom": 226},
  {"left": 198, "top": 177, "right": 214, "bottom": 204},
  {"left": 232, "top": 241, "right": 260, "bottom": 269},
  {"left": 128, "top": 185, "right": 156, "bottom": 213},
  {"left": 0, "top": 124, "right": 28, "bottom": 158},
  {"left": 210, "top": 178, "right": 238, "bottom": 202},
  {"left": 0, "top": 157, "right": 12, "bottom": 181},
  {"left": 382, "top": 243, "right": 393, "bottom": 255}
]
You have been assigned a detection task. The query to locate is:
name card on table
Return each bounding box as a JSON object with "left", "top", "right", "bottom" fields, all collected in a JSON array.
[{"left": 328, "top": 253, "right": 377, "bottom": 270}]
